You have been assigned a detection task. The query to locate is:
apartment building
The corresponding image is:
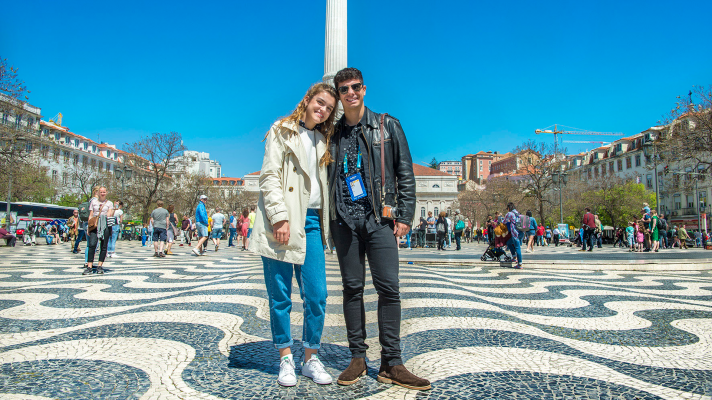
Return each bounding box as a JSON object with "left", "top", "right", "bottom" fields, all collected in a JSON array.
[
  {"left": 437, "top": 160, "right": 463, "bottom": 179},
  {"left": 461, "top": 151, "right": 510, "bottom": 184}
]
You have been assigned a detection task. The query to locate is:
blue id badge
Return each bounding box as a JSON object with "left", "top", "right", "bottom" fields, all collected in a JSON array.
[{"left": 346, "top": 174, "right": 367, "bottom": 201}]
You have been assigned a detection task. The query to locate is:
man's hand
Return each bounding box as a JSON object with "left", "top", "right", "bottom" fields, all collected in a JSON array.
[
  {"left": 393, "top": 221, "right": 409, "bottom": 237},
  {"left": 273, "top": 220, "right": 290, "bottom": 245}
]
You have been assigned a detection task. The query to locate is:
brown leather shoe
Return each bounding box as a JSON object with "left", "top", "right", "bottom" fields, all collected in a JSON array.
[
  {"left": 377, "top": 364, "right": 431, "bottom": 390},
  {"left": 336, "top": 358, "right": 367, "bottom": 385}
]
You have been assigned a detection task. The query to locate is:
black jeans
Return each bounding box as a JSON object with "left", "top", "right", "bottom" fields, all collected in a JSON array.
[
  {"left": 417, "top": 230, "right": 425, "bottom": 247},
  {"left": 331, "top": 214, "right": 402, "bottom": 366},
  {"left": 88, "top": 226, "right": 111, "bottom": 264},
  {"left": 582, "top": 228, "right": 594, "bottom": 250}
]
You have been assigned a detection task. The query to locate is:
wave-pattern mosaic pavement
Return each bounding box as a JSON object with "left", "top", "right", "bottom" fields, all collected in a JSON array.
[{"left": 0, "top": 243, "right": 711, "bottom": 399}]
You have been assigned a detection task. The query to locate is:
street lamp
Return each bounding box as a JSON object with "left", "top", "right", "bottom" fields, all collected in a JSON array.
[
  {"left": 551, "top": 171, "right": 568, "bottom": 224},
  {"left": 4, "top": 136, "right": 27, "bottom": 230},
  {"left": 643, "top": 141, "right": 660, "bottom": 214},
  {"left": 114, "top": 165, "right": 133, "bottom": 202}
]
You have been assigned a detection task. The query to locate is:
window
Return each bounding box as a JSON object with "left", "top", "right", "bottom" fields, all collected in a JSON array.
[
  {"left": 635, "top": 155, "right": 641, "bottom": 167},
  {"left": 432, "top": 184, "right": 440, "bottom": 188},
  {"left": 421, "top": 207, "right": 426, "bottom": 218},
  {"left": 587, "top": 169, "right": 592, "bottom": 179},
  {"left": 63, "top": 151, "right": 70, "bottom": 163},
  {"left": 646, "top": 174, "right": 652, "bottom": 189},
  {"left": 700, "top": 191, "right": 707, "bottom": 210},
  {"left": 82, "top": 156, "right": 88, "bottom": 166},
  {"left": 601, "top": 166, "right": 606, "bottom": 177},
  {"left": 54, "top": 132, "right": 60, "bottom": 141},
  {"left": 626, "top": 157, "right": 632, "bottom": 169},
  {"left": 617, "top": 159, "right": 623, "bottom": 171},
  {"left": 52, "top": 170, "right": 58, "bottom": 183},
  {"left": 674, "top": 194, "right": 681, "bottom": 210},
  {"left": 615, "top": 143, "right": 622, "bottom": 152},
  {"left": 15, "top": 114, "right": 22, "bottom": 128},
  {"left": 98, "top": 162, "right": 103, "bottom": 172},
  {"left": 1, "top": 113, "right": 8, "bottom": 124},
  {"left": 434, "top": 207, "right": 439, "bottom": 216},
  {"left": 630, "top": 141, "right": 636, "bottom": 150},
  {"left": 73, "top": 154, "right": 79, "bottom": 165},
  {"left": 25, "top": 142, "right": 32, "bottom": 152},
  {"left": 687, "top": 195, "right": 694, "bottom": 208},
  {"left": 75, "top": 139, "right": 79, "bottom": 147},
  {"left": 92, "top": 145, "right": 96, "bottom": 153},
  {"left": 53, "top": 148, "right": 60, "bottom": 161},
  {"left": 594, "top": 167, "right": 599, "bottom": 178},
  {"left": 609, "top": 162, "right": 614, "bottom": 172},
  {"left": 83, "top": 142, "right": 88, "bottom": 150},
  {"left": 91, "top": 159, "right": 96, "bottom": 169},
  {"left": 594, "top": 153, "right": 599, "bottom": 160},
  {"left": 62, "top": 172, "right": 68, "bottom": 185}
]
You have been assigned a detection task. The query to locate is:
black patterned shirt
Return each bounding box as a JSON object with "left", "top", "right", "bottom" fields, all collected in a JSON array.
[{"left": 336, "top": 124, "right": 372, "bottom": 222}]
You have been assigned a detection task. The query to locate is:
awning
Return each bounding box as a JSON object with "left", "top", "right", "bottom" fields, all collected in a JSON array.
[{"left": 669, "top": 217, "right": 705, "bottom": 230}]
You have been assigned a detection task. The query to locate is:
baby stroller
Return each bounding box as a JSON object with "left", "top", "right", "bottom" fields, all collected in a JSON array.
[{"left": 480, "top": 244, "right": 513, "bottom": 262}]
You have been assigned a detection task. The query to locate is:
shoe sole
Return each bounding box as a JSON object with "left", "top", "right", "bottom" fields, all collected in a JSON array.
[
  {"left": 376, "top": 375, "right": 431, "bottom": 390},
  {"left": 337, "top": 369, "right": 366, "bottom": 386}
]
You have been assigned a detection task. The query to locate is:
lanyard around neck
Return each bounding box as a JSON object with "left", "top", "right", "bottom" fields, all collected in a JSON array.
[{"left": 343, "top": 147, "right": 362, "bottom": 175}]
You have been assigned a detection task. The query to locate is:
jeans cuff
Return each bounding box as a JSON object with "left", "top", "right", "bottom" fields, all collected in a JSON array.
[
  {"left": 382, "top": 357, "right": 403, "bottom": 367},
  {"left": 273, "top": 339, "right": 294, "bottom": 350},
  {"left": 351, "top": 350, "right": 367, "bottom": 359},
  {"left": 302, "top": 341, "right": 321, "bottom": 350}
]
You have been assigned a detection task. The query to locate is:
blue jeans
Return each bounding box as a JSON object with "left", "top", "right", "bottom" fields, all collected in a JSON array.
[
  {"left": 506, "top": 236, "right": 522, "bottom": 265},
  {"left": 405, "top": 231, "right": 411, "bottom": 248},
  {"left": 229, "top": 228, "right": 237, "bottom": 246},
  {"left": 142, "top": 235, "right": 147, "bottom": 246},
  {"left": 107, "top": 225, "right": 120, "bottom": 253},
  {"left": 73, "top": 229, "right": 86, "bottom": 252},
  {"left": 262, "top": 209, "right": 327, "bottom": 349}
]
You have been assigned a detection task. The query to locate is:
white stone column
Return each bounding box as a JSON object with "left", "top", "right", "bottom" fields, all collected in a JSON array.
[{"left": 323, "top": 0, "right": 347, "bottom": 86}]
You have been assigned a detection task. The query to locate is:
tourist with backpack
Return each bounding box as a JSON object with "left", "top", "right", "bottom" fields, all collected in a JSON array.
[
  {"left": 453, "top": 210, "right": 465, "bottom": 250},
  {"left": 525, "top": 210, "right": 537, "bottom": 253},
  {"left": 503, "top": 202, "right": 523, "bottom": 269},
  {"left": 435, "top": 212, "right": 448, "bottom": 250},
  {"left": 658, "top": 213, "right": 668, "bottom": 249},
  {"left": 74, "top": 198, "right": 92, "bottom": 254}
]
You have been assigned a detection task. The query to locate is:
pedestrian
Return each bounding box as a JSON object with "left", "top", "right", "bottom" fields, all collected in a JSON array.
[
  {"left": 165, "top": 205, "right": 178, "bottom": 255},
  {"left": 650, "top": 210, "right": 660, "bottom": 252},
  {"left": 248, "top": 206, "right": 256, "bottom": 240},
  {"left": 453, "top": 210, "right": 464, "bottom": 250},
  {"left": 82, "top": 186, "right": 114, "bottom": 275},
  {"left": 228, "top": 211, "right": 238, "bottom": 247},
  {"left": 678, "top": 224, "right": 689, "bottom": 249},
  {"left": 417, "top": 217, "right": 426, "bottom": 248},
  {"left": 67, "top": 210, "right": 79, "bottom": 248},
  {"left": 150, "top": 200, "right": 169, "bottom": 258},
  {"left": 536, "top": 223, "right": 545, "bottom": 246},
  {"left": 503, "top": 202, "right": 523, "bottom": 269},
  {"left": 405, "top": 224, "right": 412, "bottom": 250},
  {"left": 250, "top": 81, "right": 338, "bottom": 387},
  {"left": 328, "top": 68, "right": 429, "bottom": 390},
  {"left": 545, "top": 226, "right": 551, "bottom": 246},
  {"left": 436, "top": 212, "right": 447, "bottom": 250},
  {"left": 625, "top": 222, "right": 635, "bottom": 251},
  {"left": 240, "top": 208, "right": 250, "bottom": 250},
  {"left": 579, "top": 207, "right": 595, "bottom": 252},
  {"left": 635, "top": 221, "right": 645, "bottom": 252},
  {"left": 695, "top": 230, "right": 702, "bottom": 248},
  {"left": 147, "top": 220, "right": 153, "bottom": 246},
  {"left": 107, "top": 201, "right": 124, "bottom": 258},
  {"left": 526, "top": 211, "right": 537, "bottom": 253},
  {"left": 192, "top": 195, "right": 210, "bottom": 256},
  {"left": 211, "top": 207, "right": 225, "bottom": 252},
  {"left": 464, "top": 219, "right": 472, "bottom": 243},
  {"left": 658, "top": 213, "right": 668, "bottom": 249},
  {"left": 594, "top": 214, "right": 603, "bottom": 248},
  {"left": 141, "top": 223, "right": 148, "bottom": 246},
  {"left": 181, "top": 215, "right": 191, "bottom": 246}
]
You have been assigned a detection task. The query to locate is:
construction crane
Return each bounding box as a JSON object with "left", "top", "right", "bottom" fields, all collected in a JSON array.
[
  {"left": 49, "top": 112, "right": 63, "bottom": 127},
  {"left": 562, "top": 140, "right": 610, "bottom": 145},
  {"left": 535, "top": 124, "right": 621, "bottom": 157}
]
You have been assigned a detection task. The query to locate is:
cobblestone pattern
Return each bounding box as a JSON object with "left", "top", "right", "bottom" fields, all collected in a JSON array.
[{"left": 0, "top": 242, "right": 711, "bottom": 399}]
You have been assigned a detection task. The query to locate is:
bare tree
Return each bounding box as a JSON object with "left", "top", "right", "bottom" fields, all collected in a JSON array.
[
  {"left": 124, "top": 132, "right": 187, "bottom": 221},
  {"left": 513, "top": 140, "right": 563, "bottom": 225},
  {"left": 0, "top": 58, "right": 32, "bottom": 175},
  {"left": 659, "top": 85, "right": 712, "bottom": 176}
]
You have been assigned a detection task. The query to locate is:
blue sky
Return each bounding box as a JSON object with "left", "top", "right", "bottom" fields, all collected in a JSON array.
[{"left": 3, "top": 0, "right": 711, "bottom": 177}]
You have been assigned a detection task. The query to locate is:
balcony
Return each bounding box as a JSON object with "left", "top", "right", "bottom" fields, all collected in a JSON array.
[{"left": 677, "top": 208, "right": 699, "bottom": 216}]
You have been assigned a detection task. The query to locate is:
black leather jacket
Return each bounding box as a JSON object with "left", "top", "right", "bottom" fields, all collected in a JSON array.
[{"left": 328, "top": 107, "right": 416, "bottom": 225}]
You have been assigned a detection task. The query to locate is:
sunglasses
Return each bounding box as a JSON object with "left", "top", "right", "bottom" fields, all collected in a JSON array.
[{"left": 337, "top": 82, "right": 363, "bottom": 95}]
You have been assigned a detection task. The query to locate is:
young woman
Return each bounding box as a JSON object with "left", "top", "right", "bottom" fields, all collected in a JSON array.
[
  {"left": 83, "top": 186, "right": 114, "bottom": 275},
  {"left": 526, "top": 210, "right": 537, "bottom": 252},
  {"left": 650, "top": 209, "right": 660, "bottom": 252},
  {"left": 436, "top": 212, "right": 448, "bottom": 250},
  {"left": 239, "top": 208, "right": 250, "bottom": 250},
  {"left": 250, "top": 82, "right": 338, "bottom": 387}
]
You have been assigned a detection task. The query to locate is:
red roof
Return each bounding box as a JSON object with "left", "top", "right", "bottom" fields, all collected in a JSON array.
[
  {"left": 412, "top": 163, "right": 453, "bottom": 177},
  {"left": 247, "top": 170, "right": 261, "bottom": 176}
]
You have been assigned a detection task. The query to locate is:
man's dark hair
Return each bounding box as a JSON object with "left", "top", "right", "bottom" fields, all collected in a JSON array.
[
  {"left": 585, "top": 207, "right": 590, "bottom": 212},
  {"left": 507, "top": 202, "right": 515, "bottom": 211},
  {"left": 334, "top": 67, "right": 363, "bottom": 89},
  {"left": 118, "top": 201, "right": 124, "bottom": 207}
]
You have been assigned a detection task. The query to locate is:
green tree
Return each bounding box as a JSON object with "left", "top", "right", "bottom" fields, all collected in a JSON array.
[{"left": 428, "top": 157, "right": 438, "bottom": 169}]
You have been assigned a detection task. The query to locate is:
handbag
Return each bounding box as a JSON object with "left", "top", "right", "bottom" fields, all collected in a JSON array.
[{"left": 87, "top": 200, "right": 108, "bottom": 232}]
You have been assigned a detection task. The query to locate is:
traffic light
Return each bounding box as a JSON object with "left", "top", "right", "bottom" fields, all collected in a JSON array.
[{"left": 664, "top": 165, "right": 670, "bottom": 175}]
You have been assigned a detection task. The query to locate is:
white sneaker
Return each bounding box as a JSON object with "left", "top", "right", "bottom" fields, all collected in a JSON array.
[
  {"left": 192, "top": 248, "right": 201, "bottom": 256},
  {"left": 278, "top": 355, "right": 297, "bottom": 387},
  {"left": 301, "top": 355, "right": 332, "bottom": 385}
]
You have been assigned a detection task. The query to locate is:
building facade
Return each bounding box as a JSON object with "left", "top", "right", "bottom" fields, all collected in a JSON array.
[
  {"left": 490, "top": 150, "right": 540, "bottom": 178},
  {"left": 437, "top": 160, "right": 463, "bottom": 179},
  {"left": 413, "top": 163, "right": 459, "bottom": 224},
  {"left": 211, "top": 177, "right": 244, "bottom": 198},
  {"left": 174, "top": 151, "right": 222, "bottom": 178},
  {"left": 461, "top": 151, "right": 510, "bottom": 184}
]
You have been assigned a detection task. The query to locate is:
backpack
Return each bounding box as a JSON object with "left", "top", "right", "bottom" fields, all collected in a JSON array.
[
  {"left": 436, "top": 221, "right": 446, "bottom": 233},
  {"left": 516, "top": 214, "right": 527, "bottom": 232},
  {"left": 455, "top": 219, "right": 465, "bottom": 231},
  {"left": 77, "top": 200, "right": 91, "bottom": 222},
  {"left": 658, "top": 218, "right": 666, "bottom": 231}
]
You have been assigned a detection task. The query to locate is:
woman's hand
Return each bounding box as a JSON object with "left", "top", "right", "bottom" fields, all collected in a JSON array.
[{"left": 273, "top": 220, "right": 290, "bottom": 245}]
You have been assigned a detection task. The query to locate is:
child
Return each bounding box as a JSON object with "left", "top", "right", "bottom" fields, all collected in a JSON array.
[{"left": 141, "top": 224, "right": 148, "bottom": 247}]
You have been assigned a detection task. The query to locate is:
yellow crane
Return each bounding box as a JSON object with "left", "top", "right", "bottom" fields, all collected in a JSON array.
[
  {"left": 535, "top": 124, "right": 621, "bottom": 156},
  {"left": 49, "top": 112, "right": 63, "bottom": 127}
]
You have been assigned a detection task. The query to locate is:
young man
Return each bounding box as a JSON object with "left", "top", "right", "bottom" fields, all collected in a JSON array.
[
  {"left": 580, "top": 207, "right": 595, "bottom": 252},
  {"left": 453, "top": 210, "right": 464, "bottom": 250},
  {"left": 150, "top": 200, "right": 170, "bottom": 258},
  {"left": 211, "top": 207, "right": 225, "bottom": 251},
  {"left": 228, "top": 211, "right": 238, "bottom": 247},
  {"left": 181, "top": 215, "right": 191, "bottom": 246},
  {"left": 192, "top": 195, "right": 209, "bottom": 256},
  {"left": 247, "top": 206, "right": 256, "bottom": 239},
  {"left": 328, "top": 67, "right": 430, "bottom": 390}
]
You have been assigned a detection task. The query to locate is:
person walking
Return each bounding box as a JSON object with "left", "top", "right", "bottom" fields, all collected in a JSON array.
[
  {"left": 211, "top": 207, "right": 225, "bottom": 252},
  {"left": 181, "top": 215, "right": 191, "bottom": 246},
  {"left": 678, "top": 224, "right": 689, "bottom": 249},
  {"left": 141, "top": 223, "right": 148, "bottom": 247},
  {"left": 416, "top": 217, "right": 426, "bottom": 248},
  {"left": 526, "top": 211, "right": 537, "bottom": 253},
  {"left": 192, "top": 195, "right": 209, "bottom": 256},
  {"left": 228, "top": 211, "right": 238, "bottom": 247},
  {"left": 247, "top": 206, "right": 256, "bottom": 241},
  {"left": 328, "top": 68, "right": 429, "bottom": 390},
  {"left": 165, "top": 205, "right": 178, "bottom": 255},
  {"left": 503, "top": 202, "right": 523, "bottom": 269},
  {"left": 82, "top": 187, "right": 114, "bottom": 275},
  {"left": 435, "top": 212, "right": 448, "bottom": 250},
  {"left": 650, "top": 210, "right": 660, "bottom": 252},
  {"left": 658, "top": 213, "right": 668, "bottom": 249},
  {"left": 239, "top": 208, "right": 250, "bottom": 250},
  {"left": 453, "top": 210, "right": 464, "bottom": 250},
  {"left": 445, "top": 213, "right": 452, "bottom": 248},
  {"left": 250, "top": 81, "right": 338, "bottom": 387},
  {"left": 594, "top": 214, "right": 603, "bottom": 248},
  {"left": 150, "top": 201, "right": 170, "bottom": 258},
  {"left": 626, "top": 222, "right": 635, "bottom": 251},
  {"left": 107, "top": 201, "right": 124, "bottom": 258},
  {"left": 553, "top": 226, "right": 560, "bottom": 246},
  {"left": 580, "top": 207, "right": 596, "bottom": 252},
  {"left": 545, "top": 226, "right": 552, "bottom": 246}
]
